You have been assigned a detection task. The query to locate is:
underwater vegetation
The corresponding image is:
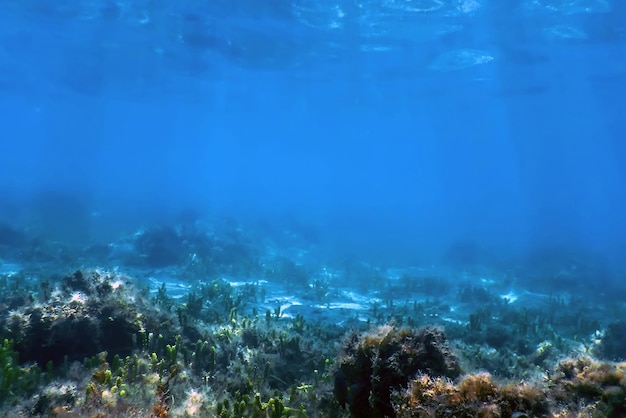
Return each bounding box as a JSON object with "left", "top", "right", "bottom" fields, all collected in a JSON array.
[
  {"left": 0, "top": 264, "right": 625, "bottom": 417},
  {"left": 390, "top": 355, "right": 626, "bottom": 418},
  {"left": 335, "top": 325, "right": 461, "bottom": 418},
  {"left": 0, "top": 268, "right": 339, "bottom": 417},
  {"left": 1, "top": 270, "right": 176, "bottom": 366},
  {"left": 394, "top": 371, "right": 549, "bottom": 417},
  {"left": 548, "top": 356, "right": 626, "bottom": 417},
  {"left": 1, "top": 217, "right": 626, "bottom": 417}
]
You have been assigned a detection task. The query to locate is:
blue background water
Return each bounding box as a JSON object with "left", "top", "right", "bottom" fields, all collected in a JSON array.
[{"left": 1, "top": 0, "right": 625, "bottom": 268}]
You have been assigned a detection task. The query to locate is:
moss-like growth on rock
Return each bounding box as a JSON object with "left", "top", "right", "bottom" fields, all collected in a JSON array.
[
  {"left": 335, "top": 325, "right": 461, "bottom": 418},
  {"left": 1, "top": 270, "right": 176, "bottom": 366},
  {"left": 394, "top": 372, "right": 549, "bottom": 418},
  {"left": 549, "top": 356, "right": 626, "bottom": 417}
]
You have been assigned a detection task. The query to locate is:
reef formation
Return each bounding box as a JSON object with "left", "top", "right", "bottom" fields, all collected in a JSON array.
[{"left": 0, "top": 220, "right": 625, "bottom": 417}]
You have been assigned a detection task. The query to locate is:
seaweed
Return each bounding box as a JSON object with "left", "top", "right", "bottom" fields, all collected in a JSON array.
[{"left": 335, "top": 325, "right": 461, "bottom": 418}]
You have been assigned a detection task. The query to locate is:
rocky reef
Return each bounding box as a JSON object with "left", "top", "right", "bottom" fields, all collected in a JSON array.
[{"left": 0, "top": 227, "right": 625, "bottom": 417}]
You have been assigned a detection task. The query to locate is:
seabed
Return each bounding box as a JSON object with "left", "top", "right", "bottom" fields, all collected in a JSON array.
[{"left": 1, "top": 220, "right": 625, "bottom": 417}]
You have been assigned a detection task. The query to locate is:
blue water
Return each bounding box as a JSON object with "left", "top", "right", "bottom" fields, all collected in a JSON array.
[{"left": 1, "top": 0, "right": 625, "bottom": 271}]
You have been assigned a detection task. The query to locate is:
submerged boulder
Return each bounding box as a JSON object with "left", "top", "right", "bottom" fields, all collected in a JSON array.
[
  {"left": 335, "top": 325, "right": 461, "bottom": 418},
  {"left": 2, "top": 269, "right": 176, "bottom": 366}
]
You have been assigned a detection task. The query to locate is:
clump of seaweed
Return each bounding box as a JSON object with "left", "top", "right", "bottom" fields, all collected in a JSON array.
[
  {"left": 393, "top": 355, "right": 626, "bottom": 418},
  {"left": 335, "top": 325, "right": 461, "bottom": 418},
  {"left": 0, "top": 338, "right": 43, "bottom": 407},
  {"left": 0, "top": 269, "right": 177, "bottom": 367},
  {"left": 548, "top": 356, "right": 626, "bottom": 417},
  {"left": 393, "top": 372, "right": 548, "bottom": 417}
]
